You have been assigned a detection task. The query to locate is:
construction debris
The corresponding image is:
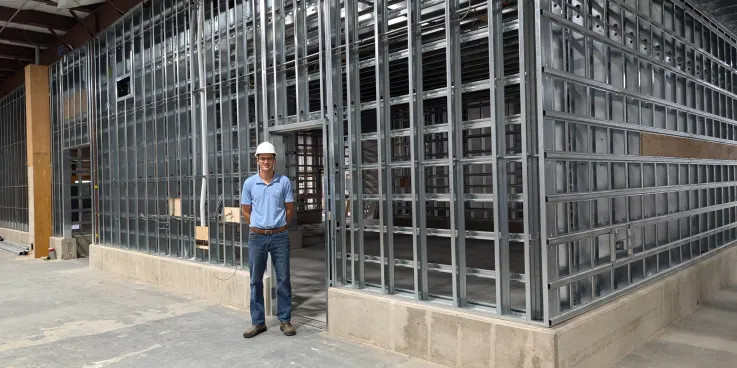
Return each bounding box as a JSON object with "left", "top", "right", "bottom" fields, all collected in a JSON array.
[{"left": 0, "top": 241, "right": 29, "bottom": 256}]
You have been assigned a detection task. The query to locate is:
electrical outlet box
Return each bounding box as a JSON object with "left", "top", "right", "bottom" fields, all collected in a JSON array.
[{"left": 195, "top": 226, "right": 209, "bottom": 241}]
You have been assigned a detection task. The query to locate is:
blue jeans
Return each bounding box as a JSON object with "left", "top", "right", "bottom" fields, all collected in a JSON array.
[{"left": 248, "top": 230, "right": 291, "bottom": 326}]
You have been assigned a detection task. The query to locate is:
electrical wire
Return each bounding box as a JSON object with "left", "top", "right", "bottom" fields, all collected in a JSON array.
[{"left": 111, "top": 191, "right": 241, "bottom": 281}]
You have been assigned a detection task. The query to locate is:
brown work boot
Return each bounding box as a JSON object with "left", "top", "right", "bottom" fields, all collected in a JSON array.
[
  {"left": 243, "top": 324, "right": 267, "bottom": 338},
  {"left": 280, "top": 322, "right": 296, "bottom": 336}
]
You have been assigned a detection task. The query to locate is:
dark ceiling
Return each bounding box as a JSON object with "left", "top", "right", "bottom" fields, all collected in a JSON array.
[
  {"left": 0, "top": 0, "right": 141, "bottom": 97},
  {"left": 0, "top": 1, "right": 104, "bottom": 85}
]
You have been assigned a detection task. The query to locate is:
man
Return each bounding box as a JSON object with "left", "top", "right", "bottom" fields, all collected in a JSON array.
[{"left": 241, "top": 141, "right": 296, "bottom": 338}]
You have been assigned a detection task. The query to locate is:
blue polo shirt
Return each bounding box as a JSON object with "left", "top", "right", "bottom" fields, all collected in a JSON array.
[{"left": 240, "top": 172, "right": 294, "bottom": 229}]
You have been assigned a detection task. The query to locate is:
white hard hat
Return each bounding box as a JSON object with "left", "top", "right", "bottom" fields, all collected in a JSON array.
[{"left": 255, "top": 141, "right": 277, "bottom": 157}]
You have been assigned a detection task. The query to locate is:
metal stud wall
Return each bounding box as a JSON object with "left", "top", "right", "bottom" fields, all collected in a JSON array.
[
  {"left": 537, "top": 0, "right": 737, "bottom": 325},
  {"left": 284, "top": 130, "right": 324, "bottom": 222},
  {"left": 336, "top": 0, "right": 534, "bottom": 319},
  {"left": 51, "top": 46, "right": 94, "bottom": 238},
  {"left": 92, "top": 0, "right": 265, "bottom": 264},
  {"left": 47, "top": 0, "right": 737, "bottom": 327},
  {"left": 0, "top": 86, "right": 28, "bottom": 232}
]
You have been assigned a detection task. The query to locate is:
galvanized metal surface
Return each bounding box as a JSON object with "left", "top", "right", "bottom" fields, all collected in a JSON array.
[
  {"left": 538, "top": 0, "right": 737, "bottom": 325},
  {"left": 51, "top": 46, "right": 94, "bottom": 238},
  {"left": 0, "top": 241, "right": 30, "bottom": 256},
  {"left": 41, "top": 0, "right": 737, "bottom": 327},
  {"left": 0, "top": 86, "right": 28, "bottom": 232}
]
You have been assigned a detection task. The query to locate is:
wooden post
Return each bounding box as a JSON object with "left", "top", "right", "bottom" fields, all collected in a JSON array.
[{"left": 25, "top": 65, "right": 52, "bottom": 259}]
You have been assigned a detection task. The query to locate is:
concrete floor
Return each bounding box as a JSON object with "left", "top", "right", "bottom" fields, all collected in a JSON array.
[
  {"left": 0, "top": 251, "right": 443, "bottom": 368},
  {"left": 613, "top": 287, "right": 737, "bottom": 368},
  {"left": 290, "top": 226, "right": 328, "bottom": 327}
]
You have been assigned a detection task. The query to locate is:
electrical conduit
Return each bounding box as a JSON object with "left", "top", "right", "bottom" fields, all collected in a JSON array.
[{"left": 197, "top": 2, "right": 208, "bottom": 228}]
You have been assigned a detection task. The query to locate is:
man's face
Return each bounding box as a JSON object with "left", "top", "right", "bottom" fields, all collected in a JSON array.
[{"left": 258, "top": 154, "right": 275, "bottom": 171}]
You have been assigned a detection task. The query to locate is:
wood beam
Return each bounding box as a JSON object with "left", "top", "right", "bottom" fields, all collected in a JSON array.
[
  {"left": 25, "top": 65, "right": 53, "bottom": 259},
  {"left": 641, "top": 133, "right": 737, "bottom": 160},
  {"left": 0, "top": 5, "right": 77, "bottom": 30}
]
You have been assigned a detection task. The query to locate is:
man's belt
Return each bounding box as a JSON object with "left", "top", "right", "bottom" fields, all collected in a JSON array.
[{"left": 249, "top": 225, "right": 288, "bottom": 235}]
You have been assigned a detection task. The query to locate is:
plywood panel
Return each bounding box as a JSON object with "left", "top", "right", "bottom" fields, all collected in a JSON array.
[
  {"left": 168, "top": 198, "right": 182, "bottom": 217},
  {"left": 223, "top": 207, "right": 240, "bottom": 223},
  {"left": 641, "top": 133, "right": 737, "bottom": 160}
]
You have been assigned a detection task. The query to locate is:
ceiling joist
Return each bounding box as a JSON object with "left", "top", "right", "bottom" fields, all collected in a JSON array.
[
  {"left": 29, "top": 0, "right": 98, "bottom": 13},
  {"left": 0, "top": 58, "right": 28, "bottom": 69},
  {"left": 0, "top": 27, "right": 55, "bottom": 46},
  {"left": 0, "top": 44, "right": 36, "bottom": 61},
  {"left": 0, "top": 5, "right": 77, "bottom": 31}
]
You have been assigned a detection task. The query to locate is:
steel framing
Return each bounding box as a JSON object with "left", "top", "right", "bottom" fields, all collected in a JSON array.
[
  {"left": 0, "top": 86, "right": 28, "bottom": 232},
  {"left": 538, "top": 0, "right": 737, "bottom": 325},
  {"left": 285, "top": 130, "right": 324, "bottom": 219},
  {"left": 44, "top": 0, "right": 737, "bottom": 327},
  {"left": 51, "top": 46, "right": 94, "bottom": 238}
]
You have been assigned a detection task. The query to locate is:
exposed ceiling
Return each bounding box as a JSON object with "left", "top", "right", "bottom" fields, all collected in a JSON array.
[
  {"left": 0, "top": 0, "right": 106, "bottom": 84},
  {"left": 695, "top": 0, "right": 737, "bottom": 36},
  {"left": 0, "top": 0, "right": 736, "bottom": 96},
  {"left": 0, "top": 0, "right": 140, "bottom": 97}
]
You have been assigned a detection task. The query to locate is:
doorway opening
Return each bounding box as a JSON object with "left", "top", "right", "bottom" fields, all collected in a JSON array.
[
  {"left": 279, "top": 129, "right": 328, "bottom": 329},
  {"left": 59, "top": 145, "right": 93, "bottom": 258}
]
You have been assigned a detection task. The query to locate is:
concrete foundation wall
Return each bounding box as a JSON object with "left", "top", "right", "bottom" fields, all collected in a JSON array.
[
  {"left": 328, "top": 288, "right": 556, "bottom": 368},
  {"left": 328, "top": 243, "right": 737, "bottom": 368},
  {"left": 0, "top": 228, "right": 30, "bottom": 246},
  {"left": 89, "top": 244, "right": 271, "bottom": 312}
]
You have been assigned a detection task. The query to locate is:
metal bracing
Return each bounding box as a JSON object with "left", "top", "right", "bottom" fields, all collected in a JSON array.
[
  {"left": 284, "top": 130, "right": 324, "bottom": 225},
  {"left": 51, "top": 45, "right": 93, "bottom": 239},
  {"left": 537, "top": 0, "right": 737, "bottom": 325},
  {"left": 0, "top": 86, "right": 28, "bottom": 232},
  {"left": 47, "top": 0, "right": 533, "bottom": 321},
  {"left": 337, "top": 0, "right": 528, "bottom": 318},
  {"left": 44, "top": 0, "right": 737, "bottom": 328}
]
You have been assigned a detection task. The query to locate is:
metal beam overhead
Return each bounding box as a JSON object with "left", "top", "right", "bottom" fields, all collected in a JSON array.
[
  {"left": 0, "top": 27, "right": 57, "bottom": 47},
  {"left": 0, "top": 5, "right": 77, "bottom": 30},
  {"left": 0, "top": 44, "right": 36, "bottom": 60},
  {"left": 29, "top": 0, "right": 98, "bottom": 13}
]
